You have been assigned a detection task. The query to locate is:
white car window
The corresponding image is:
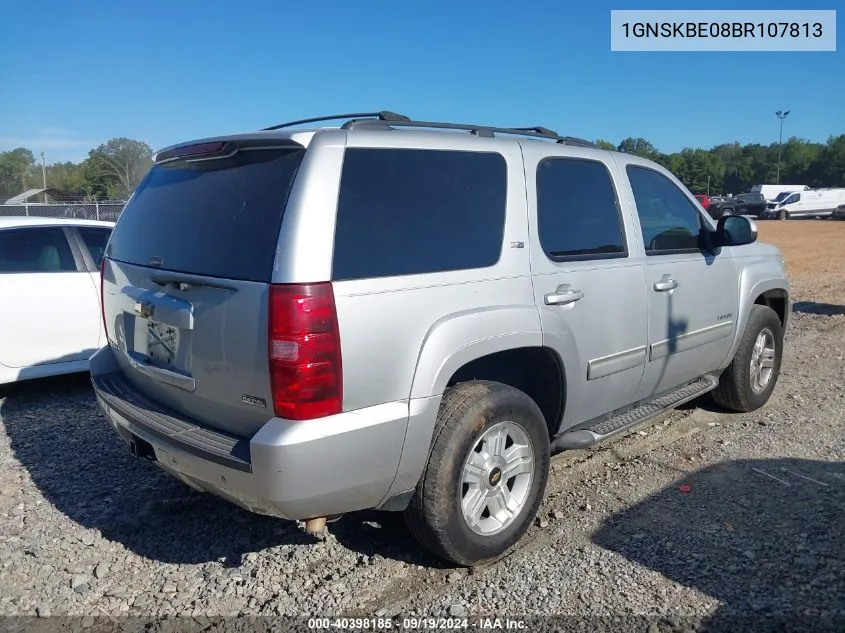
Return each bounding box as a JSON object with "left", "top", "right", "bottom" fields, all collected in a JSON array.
[
  {"left": 0, "top": 227, "right": 77, "bottom": 273},
  {"left": 77, "top": 227, "right": 112, "bottom": 268}
]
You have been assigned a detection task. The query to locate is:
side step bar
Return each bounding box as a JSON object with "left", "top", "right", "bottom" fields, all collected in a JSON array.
[{"left": 551, "top": 375, "right": 719, "bottom": 451}]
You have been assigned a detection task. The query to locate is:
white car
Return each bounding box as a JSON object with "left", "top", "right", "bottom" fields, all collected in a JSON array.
[{"left": 0, "top": 216, "right": 114, "bottom": 384}]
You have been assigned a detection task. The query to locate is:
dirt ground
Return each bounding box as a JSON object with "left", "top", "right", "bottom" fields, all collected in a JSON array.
[{"left": 757, "top": 220, "right": 845, "bottom": 306}]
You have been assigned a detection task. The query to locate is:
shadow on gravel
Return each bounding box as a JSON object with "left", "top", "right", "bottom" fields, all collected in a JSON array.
[
  {"left": 592, "top": 458, "right": 845, "bottom": 632},
  {"left": 675, "top": 392, "right": 732, "bottom": 415},
  {"left": 792, "top": 301, "right": 845, "bottom": 316},
  {"left": 0, "top": 376, "right": 440, "bottom": 568}
]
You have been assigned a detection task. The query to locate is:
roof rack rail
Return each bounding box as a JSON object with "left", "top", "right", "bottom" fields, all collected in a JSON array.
[
  {"left": 261, "top": 111, "right": 410, "bottom": 131},
  {"left": 511, "top": 126, "right": 559, "bottom": 137},
  {"left": 341, "top": 117, "right": 596, "bottom": 147}
]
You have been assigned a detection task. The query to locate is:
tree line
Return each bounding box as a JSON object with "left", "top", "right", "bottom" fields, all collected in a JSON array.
[
  {"left": 1, "top": 133, "right": 843, "bottom": 202},
  {"left": 596, "top": 135, "right": 844, "bottom": 195},
  {"left": 0, "top": 138, "right": 153, "bottom": 202}
]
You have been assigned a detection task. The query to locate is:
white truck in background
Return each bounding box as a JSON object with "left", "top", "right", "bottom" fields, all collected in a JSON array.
[
  {"left": 750, "top": 184, "right": 810, "bottom": 201},
  {"left": 761, "top": 188, "right": 845, "bottom": 220}
]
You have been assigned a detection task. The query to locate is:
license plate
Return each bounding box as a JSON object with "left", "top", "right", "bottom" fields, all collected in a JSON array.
[{"left": 147, "top": 321, "right": 179, "bottom": 365}]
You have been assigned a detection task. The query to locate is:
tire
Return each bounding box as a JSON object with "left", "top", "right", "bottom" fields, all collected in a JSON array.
[
  {"left": 404, "top": 380, "right": 550, "bottom": 566},
  {"left": 712, "top": 305, "right": 784, "bottom": 413},
  {"left": 777, "top": 210, "right": 788, "bottom": 220},
  {"left": 721, "top": 208, "right": 734, "bottom": 216}
]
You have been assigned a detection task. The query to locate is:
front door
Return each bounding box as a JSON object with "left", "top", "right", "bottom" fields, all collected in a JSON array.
[
  {"left": 524, "top": 145, "right": 648, "bottom": 431},
  {"left": 621, "top": 164, "right": 739, "bottom": 399}
]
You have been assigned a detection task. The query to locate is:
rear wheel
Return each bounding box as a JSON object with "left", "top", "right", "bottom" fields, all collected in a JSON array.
[
  {"left": 712, "top": 305, "right": 783, "bottom": 412},
  {"left": 404, "top": 380, "right": 550, "bottom": 566}
]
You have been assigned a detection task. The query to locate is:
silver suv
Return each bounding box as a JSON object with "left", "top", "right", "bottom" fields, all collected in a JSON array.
[{"left": 91, "top": 112, "right": 791, "bottom": 566}]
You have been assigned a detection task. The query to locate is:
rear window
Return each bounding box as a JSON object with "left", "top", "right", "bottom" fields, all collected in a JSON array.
[
  {"left": 106, "top": 147, "right": 304, "bottom": 282},
  {"left": 332, "top": 148, "right": 507, "bottom": 281}
]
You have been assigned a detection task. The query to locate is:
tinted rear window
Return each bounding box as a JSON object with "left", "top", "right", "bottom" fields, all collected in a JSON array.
[
  {"left": 106, "top": 148, "right": 304, "bottom": 282},
  {"left": 536, "top": 157, "right": 626, "bottom": 260},
  {"left": 332, "top": 148, "right": 507, "bottom": 281}
]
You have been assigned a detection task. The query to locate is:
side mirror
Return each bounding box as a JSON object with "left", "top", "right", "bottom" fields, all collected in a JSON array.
[{"left": 717, "top": 214, "right": 758, "bottom": 247}]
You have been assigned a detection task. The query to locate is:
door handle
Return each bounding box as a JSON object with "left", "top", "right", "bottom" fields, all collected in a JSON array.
[
  {"left": 544, "top": 285, "right": 584, "bottom": 306},
  {"left": 653, "top": 276, "right": 679, "bottom": 292}
]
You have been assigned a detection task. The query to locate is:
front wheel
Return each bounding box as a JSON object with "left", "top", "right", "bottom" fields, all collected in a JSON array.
[
  {"left": 712, "top": 305, "right": 784, "bottom": 412},
  {"left": 778, "top": 210, "right": 788, "bottom": 220},
  {"left": 721, "top": 208, "right": 734, "bottom": 216},
  {"left": 404, "top": 380, "right": 550, "bottom": 566}
]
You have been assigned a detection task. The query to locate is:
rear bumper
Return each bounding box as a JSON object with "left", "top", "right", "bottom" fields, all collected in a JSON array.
[{"left": 90, "top": 345, "right": 426, "bottom": 520}]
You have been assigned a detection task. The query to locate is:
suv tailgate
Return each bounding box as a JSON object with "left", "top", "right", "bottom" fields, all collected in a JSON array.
[{"left": 102, "top": 140, "right": 305, "bottom": 438}]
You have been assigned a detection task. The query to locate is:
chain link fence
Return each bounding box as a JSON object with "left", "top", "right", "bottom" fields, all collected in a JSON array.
[{"left": 0, "top": 202, "right": 126, "bottom": 222}]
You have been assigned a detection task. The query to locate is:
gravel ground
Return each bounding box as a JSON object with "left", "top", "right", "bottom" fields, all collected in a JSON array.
[
  {"left": 1, "top": 226, "right": 843, "bottom": 631},
  {"left": 1, "top": 311, "right": 842, "bottom": 631}
]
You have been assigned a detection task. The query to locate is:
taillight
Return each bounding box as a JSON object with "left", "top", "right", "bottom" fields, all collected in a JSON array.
[
  {"left": 268, "top": 283, "right": 343, "bottom": 420},
  {"left": 100, "top": 257, "right": 108, "bottom": 341}
]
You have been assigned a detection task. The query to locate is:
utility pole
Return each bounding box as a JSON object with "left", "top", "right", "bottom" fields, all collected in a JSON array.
[
  {"left": 707, "top": 174, "right": 711, "bottom": 196},
  {"left": 40, "top": 152, "right": 47, "bottom": 203},
  {"left": 775, "top": 110, "right": 790, "bottom": 185}
]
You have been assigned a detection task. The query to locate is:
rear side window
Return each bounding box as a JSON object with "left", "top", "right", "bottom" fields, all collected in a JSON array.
[
  {"left": 106, "top": 148, "right": 304, "bottom": 282},
  {"left": 332, "top": 148, "right": 507, "bottom": 281},
  {"left": 77, "top": 227, "right": 112, "bottom": 268},
  {"left": 536, "top": 158, "right": 626, "bottom": 260},
  {"left": 0, "top": 227, "right": 77, "bottom": 273}
]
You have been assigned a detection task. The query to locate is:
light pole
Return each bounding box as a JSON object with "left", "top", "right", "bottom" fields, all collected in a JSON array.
[
  {"left": 40, "top": 152, "right": 47, "bottom": 203},
  {"left": 775, "top": 110, "right": 790, "bottom": 184}
]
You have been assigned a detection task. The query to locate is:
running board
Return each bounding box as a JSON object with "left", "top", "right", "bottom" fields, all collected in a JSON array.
[{"left": 551, "top": 375, "right": 719, "bottom": 451}]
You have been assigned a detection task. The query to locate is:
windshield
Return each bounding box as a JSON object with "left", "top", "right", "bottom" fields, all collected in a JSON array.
[{"left": 773, "top": 191, "right": 793, "bottom": 202}]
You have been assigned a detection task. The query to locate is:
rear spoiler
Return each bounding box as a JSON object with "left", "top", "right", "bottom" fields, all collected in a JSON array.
[{"left": 153, "top": 137, "right": 303, "bottom": 165}]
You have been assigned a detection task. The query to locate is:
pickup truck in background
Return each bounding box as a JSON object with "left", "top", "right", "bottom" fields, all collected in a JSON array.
[{"left": 707, "top": 192, "right": 769, "bottom": 219}]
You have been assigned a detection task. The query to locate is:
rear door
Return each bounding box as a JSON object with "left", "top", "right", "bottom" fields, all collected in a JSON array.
[
  {"left": 102, "top": 140, "right": 306, "bottom": 437},
  {"left": 0, "top": 226, "right": 101, "bottom": 367},
  {"left": 524, "top": 145, "right": 649, "bottom": 429}
]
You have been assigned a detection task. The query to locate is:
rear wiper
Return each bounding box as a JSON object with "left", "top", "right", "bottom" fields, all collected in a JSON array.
[{"left": 150, "top": 274, "right": 238, "bottom": 292}]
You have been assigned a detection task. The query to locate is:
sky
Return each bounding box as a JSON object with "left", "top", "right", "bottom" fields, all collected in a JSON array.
[{"left": 0, "top": 0, "right": 842, "bottom": 164}]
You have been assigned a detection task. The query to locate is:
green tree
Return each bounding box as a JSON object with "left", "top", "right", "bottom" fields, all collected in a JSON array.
[
  {"left": 809, "top": 134, "right": 845, "bottom": 187},
  {"left": 0, "top": 148, "right": 35, "bottom": 199},
  {"left": 616, "top": 137, "right": 658, "bottom": 160},
  {"left": 595, "top": 139, "right": 616, "bottom": 151},
  {"left": 85, "top": 138, "right": 153, "bottom": 198}
]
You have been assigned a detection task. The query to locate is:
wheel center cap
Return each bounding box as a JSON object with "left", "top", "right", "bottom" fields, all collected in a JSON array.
[{"left": 488, "top": 467, "right": 503, "bottom": 487}]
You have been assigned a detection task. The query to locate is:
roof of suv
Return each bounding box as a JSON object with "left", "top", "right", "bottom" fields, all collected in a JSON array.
[{"left": 153, "top": 111, "right": 615, "bottom": 162}]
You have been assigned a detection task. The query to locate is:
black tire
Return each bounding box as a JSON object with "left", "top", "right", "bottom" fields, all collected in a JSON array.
[
  {"left": 712, "top": 305, "right": 784, "bottom": 413},
  {"left": 778, "top": 210, "right": 788, "bottom": 220},
  {"left": 721, "top": 208, "right": 734, "bottom": 216},
  {"left": 404, "top": 380, "right": 550, "bottom": 566}
]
